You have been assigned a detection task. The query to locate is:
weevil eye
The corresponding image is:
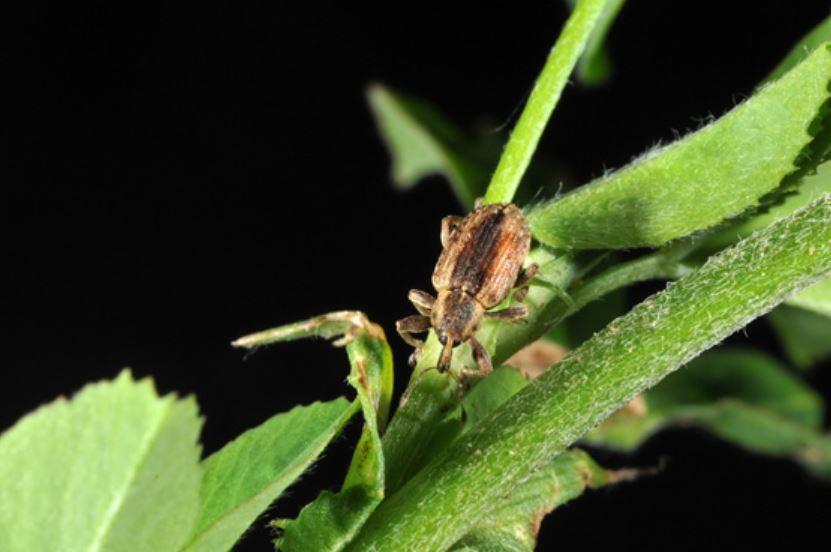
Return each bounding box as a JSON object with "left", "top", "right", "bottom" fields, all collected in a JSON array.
[{"left": 438, "top": 332, "right": 448, "bottom": 345}]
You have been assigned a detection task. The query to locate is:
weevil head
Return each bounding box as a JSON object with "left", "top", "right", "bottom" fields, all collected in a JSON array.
[{"left": 432, "top": 289, "right": 485, "bottom": 345}]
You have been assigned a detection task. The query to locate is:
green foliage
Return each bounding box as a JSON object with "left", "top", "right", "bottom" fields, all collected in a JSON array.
[
  {"left": 366, "top": 0, "right": 627, "bottom": 210},
  {"left": 379, "top": 250, "right": 601, "bottom": 496},
  {"left": 450, "top": 367, "right": 640, "bottom": 551},
  {"left": 586, "top": 348, "right": 831, "bottom": 478},
  {"left": 347, "top": 196, "right": 831, "bottom": 551},
  {"left": 367, "top": 85, "right": 491, "bottom": 209},
  {"left": 461, "top": 367, "right": 530, "bottom": 428},
  {"left": 527, "top": 44, "right": 831, "bottom": 249},
  {"left": 484, "top": 0, "right": 609, "bottom": 205},
  {"left": 712, "top": 151, "right": 831, "bottom": 346},
  {"left": 705, "top": 160, "right": 831, "bottom": 249},
  {"left": 0, "top": 371, "right": 202, "bottom": 552},
  {"left": 686, "top": 13, "right": 831, "bottom": 376},
  {"left": 693, "top": 17, "right": 828, "bottom": 242},
  {"left": 768, "top": 306, "right": 831, "bottom": 369},
  {"left": 767, "top": 14, "right": 831, "bottom": 82},
  {"left": 546, "top": 288, "right": 626, "bottom": 348},
  {"left": 231, "top": 311, "right": 393, "bottom": 551},
  {"left": 565, "top": 0, "right": 627, "bottom": 86},
  {"left": 366, "top": 86, "right": 570, "bottom": 212},
  {"left": 182, "top": 399, "right": 355, "bottom": 552},
  {"left": 449, "top": 450, "right": 637, "bottom": 551},
  {"left": 384, "top": 363, "right": 638, "bottom": 552},
  {"left": 271, "top": 313, "right": 394, "bottom": 552},
  {"left": 787, "top": 276, "right": 831, "bottom": 318},
  {"left": 399, "top": 366, "right": 535, "bottom": 484},
  {"left": 6, "top": 9, "right": 831, "bottom": 552}
]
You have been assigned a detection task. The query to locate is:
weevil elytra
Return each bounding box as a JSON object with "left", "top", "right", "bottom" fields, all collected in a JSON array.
[{"left": 396, "top": 202, "right": 538, "bottom": 379}]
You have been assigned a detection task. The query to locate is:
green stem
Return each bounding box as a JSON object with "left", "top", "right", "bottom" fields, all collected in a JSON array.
[
  {"left": 381, "top": 250, "right": 598, "bottom": 494},
  {"left": 487, "top": 249, "right": 605, "bottom": 364},
  {"left": 489, "top": 244, "right": 696, "bottom": 365},
  {"left": 483, "top": 0, "right": 609, "bottom": 205},
  {"left": 569, "top": 242, "right": 696, "bottom": 310},
  {"left": 382, "top": 244, "right": 694, "bottom": 495},
  {"left": 348, "top": 196, "right": 831, "bottom": 551}
]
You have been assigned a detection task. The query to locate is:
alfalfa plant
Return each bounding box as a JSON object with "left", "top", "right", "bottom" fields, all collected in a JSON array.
[{"left": 2, "top": 2, "right": 831, "bottom": 550}]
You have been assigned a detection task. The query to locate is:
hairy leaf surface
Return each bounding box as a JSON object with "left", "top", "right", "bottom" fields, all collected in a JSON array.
[
  {"left": 768, "top": 306, "right": 831, "bottom": 369},
  {"left": 586, "top": 349, "right": 831, "bottom": 478},
  {"left": 0, "top": 371, "right": 202, "bottom": 552},
  {"left": 367, "top": 85, "right": 491, "bottom": 208},
  {"left": 348, "top": 196, "right": 831, "bottom": 550},
  {"left": 274, "top": 313, "right": 393, "bottom": 552},
  {"left": 565, "top": 0, "right": 627, "bottom": 85},
  {"left": 450, "top": 450, "right": 636, "bottom": 551},
  {"left": 527, "top": 45, "right": 831, "bottom": 249},
  {"left": 183, "top": 399, "right": 354, "bottom": 552}
]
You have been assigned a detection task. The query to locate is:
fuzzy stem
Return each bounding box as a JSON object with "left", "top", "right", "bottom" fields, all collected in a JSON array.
[
  {"left": 348, "top": 196, "right": 831, "bottom": 551},
  {"left": 381, "top": 250, "right": 592, "bottom": 494},
  {"left": 483, "top": 0, "right": 609, "bottom": 205},
  {"left": 569, "top": 242, "right": 695, "bottom": 310}
]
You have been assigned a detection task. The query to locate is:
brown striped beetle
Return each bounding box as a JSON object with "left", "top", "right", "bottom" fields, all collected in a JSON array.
[{"left": 396, "top": 202, "right": 538, "bottom": 378}]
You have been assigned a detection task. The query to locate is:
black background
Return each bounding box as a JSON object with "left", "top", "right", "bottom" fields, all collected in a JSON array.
[{"left": 6, "top": 1, "right": 831, "bottom": 550}]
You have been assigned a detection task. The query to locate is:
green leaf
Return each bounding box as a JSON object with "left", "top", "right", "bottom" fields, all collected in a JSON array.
[
  {"left": 700, "top": 15, "right": 831, "bottom": 252},
  {"left": 586, "top": 348, "right": 831, "bottom": 479},
  {"left": 386, "top": 363, "right": 625, "bottom": 549},
  {"left": 546, "top": 288, "right": 626, "bottom": 348},
  {"left": 379, "top": 250, "right": 602, "bottom": 496},
  {"left": 462, "top": 367, "right": 530, "bottom": 429},
  {"left": 786, "top": 276, "right": 831, "bottom": 318},
  {"left": 273, "top": 313, "right": 394, "bottom": 552},
  {"left": 527, "top": 44, "right": 831, "bottom": 249},
  {"left": 422, "top": 366, "right": 533, "bottom": 479},
  {"left": 496, "top": 242, "right": 693, "bottom": 364},
  {"left": 0, "top": 370, "right": 202, "bottom": 552},
  {"left": 347, "top": 195, "right": 831, "bottom": 551},
  {"left": 768, "top": 305, "right": 831, "bottom": 369},
  {"left": 484, "top": 0, "right": 610, "bottom": 204},
  {"left": 443, "top": 364, "right": 604, "bottom": 552},
  {"left": 366, "top": 84, "right": 570, "bottom": 210},
  {"left": 766, "top": 14, "right": 831, "bottom": 83},
  {"left": 367, "top": 84, "right": 490, "bottom": 208},
  {"left": 232, "top": 310, "right": 392, "bottom": 444},
  {"left": 196, "top": 314, "right": 390, "bottom": 552},
  {"left": 565, "top": 0, "right": 627, "bottom": 86},
  {"left": 379, "top": 244, "right": 685, "bottom": 499},
  {"left": 587, "top": 347, "right": 819, "bottom": 434},
  {"left": 705, "top": 158, "right": 831, "bottom": 250},
  {"left": 545, "top": 242, "right": 697, "bottom": 349},
  {"left": 450, "top": 450, "right": 637, "bottom": 552},
  {"left": 182, "top": 399, "right": 355, "bottom": 552}
]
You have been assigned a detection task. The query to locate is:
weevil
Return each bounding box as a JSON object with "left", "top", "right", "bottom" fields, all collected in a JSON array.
[{"left": 396, "top": 202, "right": 538, "bottom": 379}]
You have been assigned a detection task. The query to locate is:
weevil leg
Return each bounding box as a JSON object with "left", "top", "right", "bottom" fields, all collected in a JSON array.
[
  {"left": 516, "top": 263, "right": 540, "bottom": 287},
  {"left": 513, "top": 262, "right": 540, "bottom": 302},
  {"left": 435, "top": 339, "right": 470, "bottom": 418},
  {"left": 437, "top": 337, "right": 455, "bottom": 373},
  {"left": 396, "top": 315, "right": 432, "bottom": 366},
  {"left": 440, "top": 215, "right": 464, "bottom": 248},
  {"left": 408, "top": 289, "right": 435, "bottom": 316},
  {"left": 485, "top": 305, "right": 529, "bottom": 323},
  {"left": 462, "top": 336, "right": 493, "bottom": 378}
]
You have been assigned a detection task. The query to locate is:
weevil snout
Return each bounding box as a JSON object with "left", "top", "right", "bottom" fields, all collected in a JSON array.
[{"left": 432, "top": 289, "right": 484, "bottom": 344}]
